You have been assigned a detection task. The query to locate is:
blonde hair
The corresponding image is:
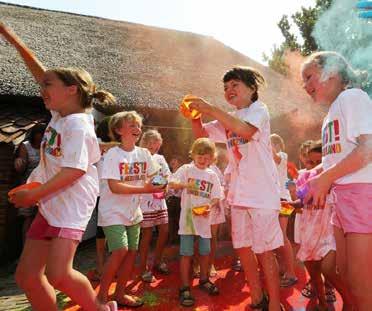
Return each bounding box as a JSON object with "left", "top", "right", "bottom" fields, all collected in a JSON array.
[
  {"left": 190, "top": 138, "right": 216, "bottom": 159},
  {"left": 301, "top": 51, "right": 368, "bottom": 88},
  {"left": 270, "top": 133, "right": 285, "bottom": 151},
  {"left": 140, "top": 129, "right": 163, "bottom": 147},
  {"left": 109, "top": 111, "right": 143, "bottom": 142},
  {"left": 49, "top": 67, "right": 116, "bottom": 109}
]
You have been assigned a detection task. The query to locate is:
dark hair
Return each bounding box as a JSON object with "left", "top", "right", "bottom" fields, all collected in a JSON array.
[
  {"left": 96, "top": 116, "right": 112, "bottom": 143},
  {"left": 29, "top": 122, "right": 47, "bottom": 144},
  {"left": 223, "top": 66, "right": 266, "bottom": 102}
]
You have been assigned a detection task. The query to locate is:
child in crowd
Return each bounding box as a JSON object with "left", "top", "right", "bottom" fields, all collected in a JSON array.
[
  {"left": 294, "top": 141, "right": 354, "bottom": 310},
  {"left": 270, "top": 133, "right": 297, "bottom": 288},
  {"left": 169, "top": 138, "right": 223, "bottom": 307},
  {"left": 1, "top": 23, "right": 117, "bottom": 311},
  {"left": 138, "top": 129, "right": 171, "bottom": 282},
  {"left": 97, "top": 111, "right": 165, "bottom": 308},
  {"left": 14, "top": 123, "right": 46, "bottom": 245},
  {"left": 302, "top": 51, "right": 372, "bottom": 310},
  {"left": 188, "top": 66, "right": 284, "bottom": 310}
]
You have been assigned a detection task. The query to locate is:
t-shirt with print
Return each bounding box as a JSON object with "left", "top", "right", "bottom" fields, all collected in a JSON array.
[
  {"left": 140, "top": 153, "right": 171, "bottom": 213},
  {"left": 28, "top": 111, "right": 101, "bottom": 230},
  {"left": 171, "top": 162, "right": 223, "bottom": 238},
  {"left": 322, "top": 88, "right": 372, "bottom": 184},
  {"left": 98, "top": 146, "right": 158, "bottom": 226},
  {"left": 277, "top": 151, "right": 291, "bottom": 200},
  {"left": 204, "top": 100, "right": 280, "bottom": 210}
]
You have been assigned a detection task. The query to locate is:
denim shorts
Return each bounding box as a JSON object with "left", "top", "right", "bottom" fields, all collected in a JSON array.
[{"left": 179, "top": 234, "right": 211, "bottom": 256}]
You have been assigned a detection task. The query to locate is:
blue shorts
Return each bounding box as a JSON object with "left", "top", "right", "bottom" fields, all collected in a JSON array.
[{"left": 179, "top": 235, "right": 211, "bottom": 256}]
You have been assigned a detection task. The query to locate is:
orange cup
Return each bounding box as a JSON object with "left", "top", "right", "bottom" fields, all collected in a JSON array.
[
  {"left": 192, "top": 205, "right": 209, "bottom": 216},
  {"left": 8, "top": 182, "right": 42, "bottom": 197},
  {"left": 180, "top": 95, "right": 201, "bottom": 120},
  {"left": 279, "top": 201, "right": 294, "bottom": 216}
]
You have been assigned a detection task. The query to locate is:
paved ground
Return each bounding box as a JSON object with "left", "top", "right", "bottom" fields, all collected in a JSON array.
[{"left": 0, "top": 241, "right": 343, "bottom": 311}]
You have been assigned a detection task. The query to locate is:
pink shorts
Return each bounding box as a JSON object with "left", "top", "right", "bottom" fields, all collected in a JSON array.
[
  {"left": 231, "top": 206, "right": 283, "bottom": 254},
  {"left": 330, "top": 183, "right": 372, "bottom": 234},
  {"left": 27, "top": 212, "right": 85, "bottom": 241}
]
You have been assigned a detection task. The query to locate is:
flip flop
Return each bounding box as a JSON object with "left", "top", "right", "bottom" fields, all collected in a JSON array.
[
  {"left": 105, "top": 301, "right": 118, "bottom": 311},
  {"left": 280, "top": 276, "right": 298, "bottom": 288}
]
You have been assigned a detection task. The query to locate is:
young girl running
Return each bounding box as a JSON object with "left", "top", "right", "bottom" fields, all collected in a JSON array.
[
  {"left": 138, "top": 129, "right": 171, "bottom": 282},
  {"left": 97, "top": 111, "right": 164, "bottom": 308},
  {"left": 302, "top": 51, "right": 372, "bottom": 310},
  {"left": 169, "top": 138, "right": 223, "bottom": 307},
  {"left": 1, "top": 23, "right": 117, "bottom": 311},
  {"left": 188, "top": 66, "right": 284, "bottom": 310}
]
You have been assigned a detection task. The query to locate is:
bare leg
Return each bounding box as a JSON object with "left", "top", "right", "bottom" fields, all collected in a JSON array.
[
  {"left": 277, "top": 216, "right": 296, "bottom": 279},
  {"left": 257, "top": 251, "right": 281, "bottom": 311},
  {"left": 209, "top": 224, "right": 219, "bottom": 270},
  {"left": 96, "top": 238, "right": 106, "bottom": 275},
  {"left": 98, "top": 247, "right": 127, "bottom": 303},
  {"left": 154, "top": 223, "right": 169, "bottom": 266},
  {"left": 321, "top": 251, "right": 355, "bottom": 310},
  {"left": 304, "top": 260, "right": 327, "bottom": 309},
  {"left": 15, "top": 239, "right": 57, "bottom": 311},
  {"left": 138, "top": 227, "right": 152, "bottom": 273},
  {"left": 113, "top": 250, "right": 137, "bottom": 301},
  {"left": 199, "top": 254, "right": 210, "bottom": 281},
  {"left": 180, "top": 256, "right": 192, "bottom": 287},
  {"left": 346, "top": 233, "right": 372, "bottom": 310},
  {"left": 236, "top": 247, "right": 262, "bottom": 304},
  {"left": 45, "top": 238, "right": 108, "bottom": 311}
]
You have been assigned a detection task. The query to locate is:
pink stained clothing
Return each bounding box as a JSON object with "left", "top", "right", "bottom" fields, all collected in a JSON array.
[
  {"left": 231, "top": 206, "right": 283, "bottom": 254},
  {"left": 330, "top": 183, "right": 372, "bottom": 234},
  {"left": 297, "top": 203, "right": 336, "bottom": 262},
  {"left": 140, "top": 209, "right": 169, "bottom": 228},
  {"left": 27, "top": 212, "right": 84, "bottom": 241}
]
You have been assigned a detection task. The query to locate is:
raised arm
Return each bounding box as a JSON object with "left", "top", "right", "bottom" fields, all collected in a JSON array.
[{"left": 0, "top": 22, "right": 46, "bottom": 84}]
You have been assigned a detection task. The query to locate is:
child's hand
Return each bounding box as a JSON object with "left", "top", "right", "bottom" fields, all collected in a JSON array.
[
  {"left": 304, "top": 173, "right": 332, "bottom": 208},
  {"left": 9, "top": 189, "right": 38, "bottom": 208},
  {"left": 14, "top": 158, "right": 27, "bottom": 172},
  {"left": 143, "top": 180, "right": 166, "bottom": 193},
  {"left": 188, "top": 97, "right": 213, "bottom": 115},
  {"left": 202, "top": 205, "right": 211, "bottom": 217}
]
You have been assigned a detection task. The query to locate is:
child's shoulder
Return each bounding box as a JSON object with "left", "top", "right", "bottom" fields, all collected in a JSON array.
[
  {"left": 61, "top": 113, "right": 95, "bottom": 131},
  {"left": 338, "top": 88, "right": 370, "bottom": 103}
]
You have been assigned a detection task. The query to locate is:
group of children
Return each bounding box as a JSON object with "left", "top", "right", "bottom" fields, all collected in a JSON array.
[{"left": 2, "top": 21, "right": 372, "bottom": 311}]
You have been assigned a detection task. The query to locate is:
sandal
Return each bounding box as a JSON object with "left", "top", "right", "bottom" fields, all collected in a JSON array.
[
  {"left": 325, "top": 286, "right": 336, "bottom": 303},
  {"left": 231, "top": 259, "right": 243, "bottom": 272},
  {"left": 280, "top": 276, "right": 298, "bottom": 288},
  {"left": 141, "top": 270, "right": 155, "bottom": 283},
  {"left": 301, "top": 281, "right": 316, "bottom": 298},
  {"left": 249, "top": 293, "right": 269, "bottom": 310},
  {"left": 179, "top": 286, "right": 195, "bottom": 307},
  {"left": 154, "top": 262, "right": 170, "bottom": 275},
  {"left": 199, "top": 279, "right": 219, "bottom": 296},
  {"left": 90, "top": 269, "right": 101, "bottom": 282},
  {"left": 117, "top": 294, "right": 144, "bottom": 308}
]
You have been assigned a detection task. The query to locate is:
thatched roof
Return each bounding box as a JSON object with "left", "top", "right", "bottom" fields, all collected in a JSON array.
[{"left": 0, "top": 2, "right": 325, "bottom": 120}]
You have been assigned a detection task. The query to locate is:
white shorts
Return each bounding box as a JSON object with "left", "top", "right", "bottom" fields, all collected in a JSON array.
[{"left": 231, "top": 206, "right": 283, "bottom": 254}]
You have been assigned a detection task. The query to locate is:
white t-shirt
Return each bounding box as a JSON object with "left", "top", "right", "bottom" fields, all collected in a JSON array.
[
  {"left": 322, "top": 88, "right": 372, "bottom": 184},
  {"left": 28, "top": 111, "right": 101, "bottom": 230},
  {"left": 98, "top": 146, "right": 158, "bottom": 226},
  {"left": 204, "top": 100, "right": 280, "bottom": 210},
  {"left": 171, "top": 163, "right": 223, "bottom": 238},
  {"left": 276, "top": 151, "right": 291, "bottom": 200},
  {"left": 140, "top": 153, "right": 171, "bottom": 213}
]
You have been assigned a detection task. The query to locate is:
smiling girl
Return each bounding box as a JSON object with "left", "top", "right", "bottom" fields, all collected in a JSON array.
[
  {"left": 188, "top": 66, "right": 283, "bottom": 310},
  {"left": 1, "top": 22, "right": 117, "bottom": 311}
]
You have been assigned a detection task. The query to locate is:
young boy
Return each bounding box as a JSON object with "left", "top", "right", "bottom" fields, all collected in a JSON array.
[{"left": 169, "top": 138, "right": 223, "bottom": 307}]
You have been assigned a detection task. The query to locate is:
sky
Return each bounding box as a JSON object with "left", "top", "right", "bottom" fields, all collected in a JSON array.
[{"left": 3, "top": 0, "right": 316, "bottom": 64}]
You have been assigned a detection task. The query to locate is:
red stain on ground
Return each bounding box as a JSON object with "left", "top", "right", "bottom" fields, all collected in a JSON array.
[{"left": 65, "top": 256, "right": 342, "bottom": 311}]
